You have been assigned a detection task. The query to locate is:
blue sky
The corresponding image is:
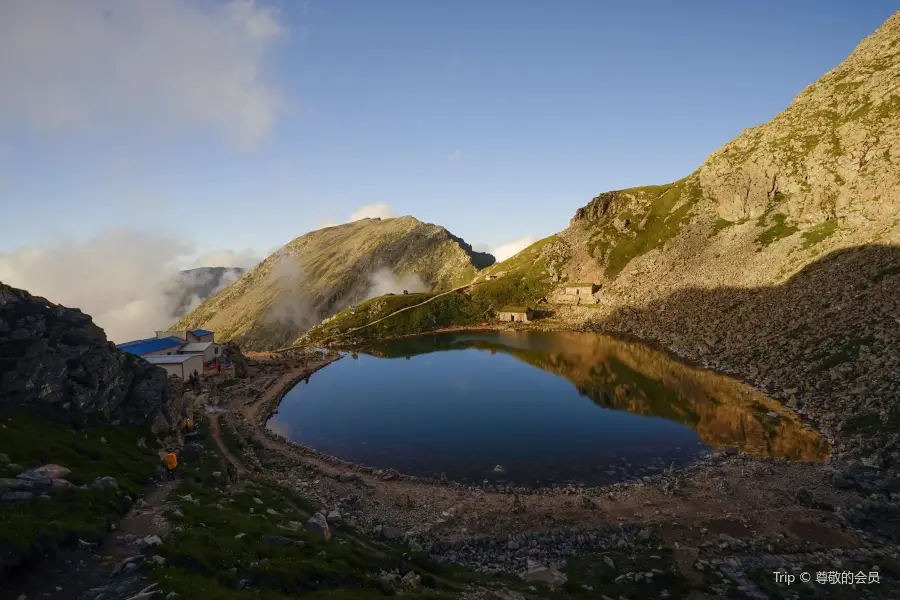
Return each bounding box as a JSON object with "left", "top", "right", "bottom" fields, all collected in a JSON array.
[{"left": 1, "top": 0, "right": 897, "bottom": 262}]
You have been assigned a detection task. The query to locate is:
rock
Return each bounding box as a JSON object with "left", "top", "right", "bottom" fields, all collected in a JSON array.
[
  {"left": 507, "top": 541, "right": 520, "bottom": 551},
  {"left": 16, "top": 464, "right": 70, "bottom": 481},
  {"left": 339, "top": 473, "right": 359, "bottom": 482},
  {"left": 234, "top": 533, "right": 246, "bottom": 539},
  {"left": 520, "top": 564, "right": 568, "bottom": 588},
  {"left": 381, "top": 526, "right": 403, "bottom": 540},
  {"left": 603, "top": 555, "right": 615, "bottom": 569},
  {"left": 0, "top": 283, "right": 173, "bottom": 426},
  {"left": 327, "top": 509, "right": 342, "bottom": 524},
  {"left": 1, "top": 491, "right": 36, "bottom": 502},
  {"left": 150, "top": 555, "right": 166, "bottom": 566},
  {"left": 307, "top": 513, "right": 331, "bottom": 540},
  {"left": 91, "top": 476, "right": 119, "bottom": 490},
  {"left": 0, "top": 477, "right": 36, "bottom": 494},
  {"left": 0, "top": 453, "right": 9, "bottom": 467},
  {"left": 141, "top": 535, "right": 162, "bottom": 548},
  {"left": 401, "top": 571, "right": 422, "bottom": 592}
]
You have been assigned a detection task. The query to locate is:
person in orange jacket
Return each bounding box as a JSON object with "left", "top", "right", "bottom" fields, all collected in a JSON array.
[{"left": 164, "top": 449, "right": 178, "bottom": 481}]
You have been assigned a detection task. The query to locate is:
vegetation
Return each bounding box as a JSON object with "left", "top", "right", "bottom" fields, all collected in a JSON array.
[
  {"left": 303, "top": 237, "right": 558, "bottom": 345},
  {"left": 151, "top": 423, "right": 479, "bottom": 599},
  {"left": 801, "top": 220, "right": 839, "bottom": 248},
  {"left": 581, "top": 176, "right": 704, "bottom": 277},
  {"left": 755, "top": 213, "right": 799, "bottom": 247},
  {"left": 0, "top": 410, "right": 159, "bottom": 559}
]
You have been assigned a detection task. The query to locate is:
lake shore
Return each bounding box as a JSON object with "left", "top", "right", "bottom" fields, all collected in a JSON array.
[{"left": 200, "top": 342, "right": 900, "bottom": 598}]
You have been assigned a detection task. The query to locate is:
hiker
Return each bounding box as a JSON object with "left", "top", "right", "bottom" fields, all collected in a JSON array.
[
  {"left": 226, "top": 462, "right": 238, "bottom": 484},
  {"left": 164, "top": 449, "right": 178, "bottom": 481}
]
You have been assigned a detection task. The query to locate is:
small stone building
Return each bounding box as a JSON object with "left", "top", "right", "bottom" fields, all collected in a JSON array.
[
  {"left": 497, "top": 306, "right": 534, "bottom": 323},
  {"left": 564, "top": 283, "right": 598, "bottom": 296}
]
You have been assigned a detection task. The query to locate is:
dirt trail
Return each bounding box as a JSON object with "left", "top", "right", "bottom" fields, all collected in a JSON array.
[
  {"left": 2, "top": 479, "right": 180, "bottom": 600},
  {"left": 208, "top": 412, "right": 248, "bottom": 477}
]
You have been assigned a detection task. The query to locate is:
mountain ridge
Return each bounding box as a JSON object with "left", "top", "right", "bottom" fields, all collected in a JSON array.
[{"left": 173, "top": 216, "right": 494, "bottom": 350}]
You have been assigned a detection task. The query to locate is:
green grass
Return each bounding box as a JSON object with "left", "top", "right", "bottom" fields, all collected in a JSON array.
[
  {"left": 0, "top": 410, "right": 160, "bottom": 559},
  {"left": 755, "top": 213, "right": 799, "bottom": 247},
  {"left": 152, "top": 427, "right": 458, "bottom": 599},
  {"left": 581, "top": 177, "right": 703, "bottom": 277},
  {"left": 801, "top": 221, "right": 839, "bottom": 249}
]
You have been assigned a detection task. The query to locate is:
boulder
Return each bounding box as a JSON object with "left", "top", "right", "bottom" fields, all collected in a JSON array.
[
  {"left": 401, "top": 571, "right": 422, "bottom": 592},
  {"left": 326, "top": 510, "right": 342, "bottom": 524},
  {"left": 381, "top": 526, "right": 403, "bottom": 541},
  {"left": 307, "top": 513, "right": 331, "bottom": 540},
  {"left": 520, "top": 564, "right": 568, "bottom": 588},
  {"left": 91, "top": 476, "right": 119, "bottom": 490},
  {"left": 16, "top": 464, "right": 70, "bottom": 481}
]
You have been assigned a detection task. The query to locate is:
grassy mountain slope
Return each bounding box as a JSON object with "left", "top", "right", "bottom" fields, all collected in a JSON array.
[
  {"left": 309, "top": 12, "right": 900, "bottom": 346},
  {"left": 173, "top": 217, "right": 494, "bottom": 350}
]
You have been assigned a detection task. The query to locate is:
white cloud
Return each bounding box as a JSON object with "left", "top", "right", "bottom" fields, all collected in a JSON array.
[
  {"left": 364, "top": 268, "right": 430, "bottom": 300},
  {"left": 191, "top": 249, "right": 261, "bottom": 269},
  {"left": 316, "top": 218, "right": 339, "bottom": 228},
  {"left": 0, "top": 0, "right": 285, "bottom": 150},
  {"left": 348, "top": 203, "right": 397, "bottom": 222},
  {"left": 491, "top": 235, "right": 537, "bottom": 262},
  {"left": 0, "top": 229, "right": 264, "bottom": 343}
]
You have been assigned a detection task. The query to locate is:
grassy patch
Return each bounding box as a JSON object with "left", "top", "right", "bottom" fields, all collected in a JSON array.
[
  {"left": 557, "top": 543, "right": 693, "bottom": 599},
  {"left": 801, "top": 221, "right": 839, "bottom": 249},
  {"left": 755, "top": 214, "right": 799, "bottom": 247},
  {"left": 152, "top": 431, "right": 457, "bottom": 599},
  {"left": 0, "top": 411, "right": 159, "bottom": 565},
  {"left": 587, "top": 177, "right": 703, "bottom": 277}
]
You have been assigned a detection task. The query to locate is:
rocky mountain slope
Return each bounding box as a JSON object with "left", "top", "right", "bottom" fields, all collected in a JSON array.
[
  {"left": 0, "top": 282, "right": 174, "bottom": 427},
  {"left": 173, "top": 217, "right": 494, "bottom": 350},
  {"left": 165, "top": 266, "right": 246, "bottom": 319},
  {"left": 305, "top": 13, "right": 900, "bottom": 457}
]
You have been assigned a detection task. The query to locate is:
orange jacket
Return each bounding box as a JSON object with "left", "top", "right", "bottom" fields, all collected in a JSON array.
[{"left": 164, "top": 453, "right": 177, "bottom": 469}]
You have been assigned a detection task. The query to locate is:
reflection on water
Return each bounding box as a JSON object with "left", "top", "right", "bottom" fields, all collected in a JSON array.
[{"left": 267, "top": 331, "right": 828, "bottom": 486}]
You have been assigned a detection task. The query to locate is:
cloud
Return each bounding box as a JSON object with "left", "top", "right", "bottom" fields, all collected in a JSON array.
[
  {"left": 0, "top": 0, "right": 285, "bottom": 150},
  {"left": 191, "top": 249, "right": 261, "bottom": 269},
  {"left": 491, "top": 235, "right": 537, "bottom": 263},
  {"left": 349, "top": 203, "right": 397, "bottom": 222},
  {"left": 364, "top": 268, "right": 430, "bottom": 300},
  {"left": 0, "top": 229, "right": 263, "bottom": 343},
  {"left": 316, "top": 218, "right": 339, "bottom": 229}
]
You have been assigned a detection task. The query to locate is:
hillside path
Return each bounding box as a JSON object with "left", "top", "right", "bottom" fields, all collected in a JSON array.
[
  {"left": 272, "top": 264, "right": 502, "bottom": 352},
  {"left": 2, "top": 478, "right": 180, "bottom": 600}
]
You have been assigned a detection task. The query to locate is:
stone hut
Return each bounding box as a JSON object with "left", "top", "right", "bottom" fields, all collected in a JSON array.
[
  {"left": 497, "top": 306, "right": 533, "bottom": 323},
  {"left": 564, "top": 282, "right": 598, "bottom": 297}
]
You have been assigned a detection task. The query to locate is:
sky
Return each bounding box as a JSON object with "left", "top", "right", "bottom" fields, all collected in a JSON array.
[{"left": 0, "top": 0, "right": 897, "bottom": 340}]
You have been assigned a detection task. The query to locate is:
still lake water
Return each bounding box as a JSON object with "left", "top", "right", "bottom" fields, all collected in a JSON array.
[{"left": 267, "top": 331, "right": 828, "bottom": 486}]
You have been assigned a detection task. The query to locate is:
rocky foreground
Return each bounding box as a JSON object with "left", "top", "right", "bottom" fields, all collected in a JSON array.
[{"left": 192, "top": 349, "right": 900, "bottom": 599}]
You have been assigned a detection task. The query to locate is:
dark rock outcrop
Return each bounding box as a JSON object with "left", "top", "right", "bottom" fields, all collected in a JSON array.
[
  {"left": 222, "top": 342, "right": 249, "bottom": 378},
  {"left": 0, "top": 282, "right": 171, "bottom": 426}
]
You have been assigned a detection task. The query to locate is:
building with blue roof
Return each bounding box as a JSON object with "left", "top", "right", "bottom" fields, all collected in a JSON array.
[{"left": 115, "top": 336, "right": 185, "bottom": 357}]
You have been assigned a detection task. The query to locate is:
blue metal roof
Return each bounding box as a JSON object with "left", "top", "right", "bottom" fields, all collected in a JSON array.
[
  {"left": 191, "top": 329, "right": 213, "bottom": 336},
  {"left": 116, "top": 337, "right": 184, "bottom": 356},
  {"left": 115, "top": 336, "right": 156, "bottom": 348}
]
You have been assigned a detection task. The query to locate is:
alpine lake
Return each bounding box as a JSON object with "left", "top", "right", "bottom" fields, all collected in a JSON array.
[{"left": 267, "top": 331, "right": 828, "bottom": 488}]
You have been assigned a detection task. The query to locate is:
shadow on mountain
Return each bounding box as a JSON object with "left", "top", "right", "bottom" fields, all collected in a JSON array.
[
  {"left": 594, "top": 243, "right": 900, "bottom": 453},
  {"left": 365, "top": 330, "right": 830, "bottom": 462}
]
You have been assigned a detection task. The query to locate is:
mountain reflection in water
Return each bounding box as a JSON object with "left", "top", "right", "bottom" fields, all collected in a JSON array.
[
  {"left": 365, "top": 331, "right": 829, "bottom": 462},
  {"left": 268, "top": 331, "right": 828, "bottom": 486}
]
